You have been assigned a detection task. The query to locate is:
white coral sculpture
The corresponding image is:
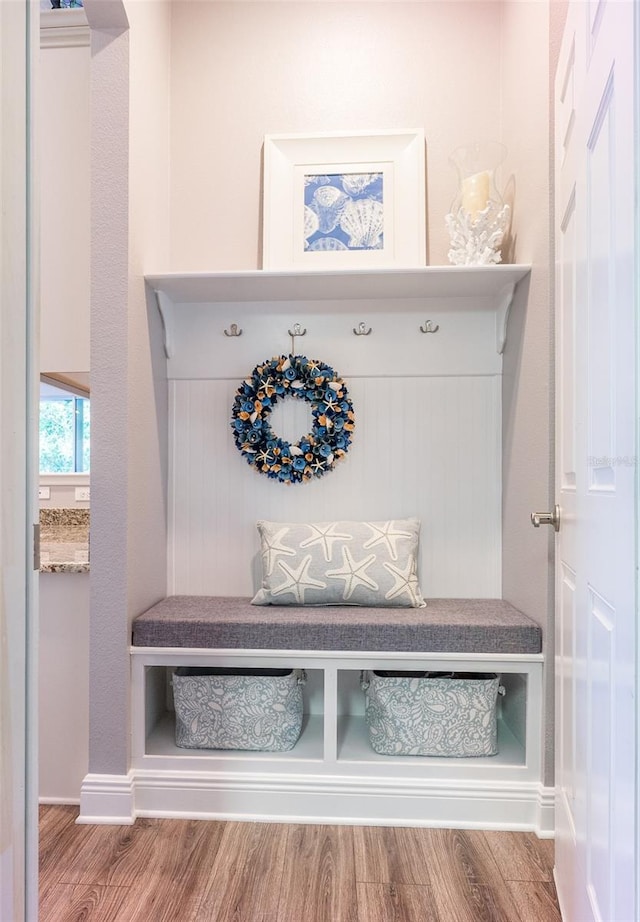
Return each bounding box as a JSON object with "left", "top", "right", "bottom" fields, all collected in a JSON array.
[{"left": 445, "top": 203, "right": 511, "bottom": 266}]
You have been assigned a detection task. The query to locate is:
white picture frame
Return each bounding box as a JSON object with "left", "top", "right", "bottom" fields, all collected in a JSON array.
[{"left": 262, "top": 130, "right": 426, "bottom": 270}]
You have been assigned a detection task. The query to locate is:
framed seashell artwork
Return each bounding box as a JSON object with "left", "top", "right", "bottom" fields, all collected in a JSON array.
[{"left": 263, "top": 130, "right": 426, "bottom": 270}]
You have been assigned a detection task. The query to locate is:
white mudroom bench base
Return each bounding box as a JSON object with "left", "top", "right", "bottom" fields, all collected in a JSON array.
[{"left": 80, "top": 597, "right": 552, "bottom": 835}]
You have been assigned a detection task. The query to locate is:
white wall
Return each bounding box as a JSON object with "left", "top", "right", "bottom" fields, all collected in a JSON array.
[
  {"left": 39, "top": 574, "right": 89, "bottom": 802},
  {"left": 169, "top": 0, "right": 503, "bottom": 271},
  {"left": 125, "top": 0, "right": 171, "bottom": 626},
  {"left": 85, "top": 0, "right": 171, "bottom": 779},
  {"left": 39, "top": 22, "right": 90, "bottom": 374},
  {"left": 37, "top": 18, "right": 93, "bottom": 806},
  {"left": 39, "top": 474, "right": 89, "bottom": 509},
  {"left": 500, "top": 0, "right": 554, "bottom": 786}
]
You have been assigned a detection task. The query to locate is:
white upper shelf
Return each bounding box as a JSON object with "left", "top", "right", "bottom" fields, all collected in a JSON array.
[
  {"left": 145, "top": 264, "right": 531, "bottom": 306},
  {"left": 145, "top": 264, "right": 531, "bottom": 357}
]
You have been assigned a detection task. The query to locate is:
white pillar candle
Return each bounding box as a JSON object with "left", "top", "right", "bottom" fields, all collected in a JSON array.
[{"left": 461, "top": 170, "right": 490, "bottom": 221}]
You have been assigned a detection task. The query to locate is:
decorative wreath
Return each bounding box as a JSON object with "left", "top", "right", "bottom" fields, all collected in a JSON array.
[{"left": 231, "top": 354, "right": 355, "bottom": 484}]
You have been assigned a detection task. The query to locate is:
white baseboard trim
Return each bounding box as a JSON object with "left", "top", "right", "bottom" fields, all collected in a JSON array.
[
  {"left": 77, "top": 771, "right": 135, "bottom": 825},
  {"left": 137, "top": 770, "right": 553, "bottom": 834},
  {"left": 75, "top": 769, "right": 555, "bottom": 836},
  {"left": 535, "top": 785, "right": 556, "bottom": 837},
  {"left": 39, "top": 796, "right": 81, "bottom": 806}
]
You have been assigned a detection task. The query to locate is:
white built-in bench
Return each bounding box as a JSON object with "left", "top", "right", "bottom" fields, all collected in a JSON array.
[{"left": 130, "top": 596, "right": 551, "bottom": 835}]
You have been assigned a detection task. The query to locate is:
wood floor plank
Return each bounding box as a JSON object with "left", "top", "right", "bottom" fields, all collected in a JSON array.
[
  {"left": 38, "top": 807, "right": 564, "bottom": 922},
  {"left": 113, "top": 818, "right": 226, "bottom": 922},
  {"left": 40, "top": 883, "right": 130, "bottom": 922},
  {"left": 277, "top": 824, "right": 358, "bottom": 922},
  {"left": 193, "top": 821, "right": 288, "bottom": 922},
  {"left": 482, "top": 830, "right": 555, "bottom": 881},
  {"left": 457, "top": 884, "right": 524, "bottom": 922},
  {"left": 505, "top": 880, "right": 563, "bottom": 922},
  {"left": 54, "top": 817, "right": 162, "bottom": 887},
  {"left": 39, "top": 806, "right": 141, "bottom": 890},
  {"left": 356, "top": 882, "right": 441, "bottom": 922},
  {"left": 39, "top": 805, "right": 80, "bottom": 883},
  {"left": 353, "top": 825, "right": 436, "bottom": 886},
  {"left": 424, "top": 829, "right": 523, "bottom": 922},
  {"left": 39, "top": 803, "right": 76, "bottom": 842}
]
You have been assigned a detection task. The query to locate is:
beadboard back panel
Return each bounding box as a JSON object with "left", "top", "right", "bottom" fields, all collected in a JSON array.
[{"left": 168, "top": 374, "right": 502, "bottom": 598}]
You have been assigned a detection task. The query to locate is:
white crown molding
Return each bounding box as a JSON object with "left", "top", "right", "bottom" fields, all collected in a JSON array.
[{"left": 41, "top": 9, "right": 90, "bottom": 48}]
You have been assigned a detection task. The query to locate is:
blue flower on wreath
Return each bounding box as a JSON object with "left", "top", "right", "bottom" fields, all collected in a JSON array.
[{"left": 230, "top": 354, "right": 355, "bottom": 484}]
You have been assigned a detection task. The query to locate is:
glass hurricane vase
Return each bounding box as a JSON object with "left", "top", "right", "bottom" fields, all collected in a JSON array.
[{"left": 445, "top": 141, "right": 510, "bottom": 266}]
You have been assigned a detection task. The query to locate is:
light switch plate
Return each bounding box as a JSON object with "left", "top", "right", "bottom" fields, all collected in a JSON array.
[
  {"left": 38, "top": 486, "right": 51, "bottom": 500},
  {"left": 75, "top": 487, "right": 90, "bottom": 501}
]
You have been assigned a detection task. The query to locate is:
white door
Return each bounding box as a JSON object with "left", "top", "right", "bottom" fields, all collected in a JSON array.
[
  {"left": 0, "top": 2, "right": 39, "bottom": 920},
  {"left": 554, "top": 2, "right": 637, "bottom": 921}
]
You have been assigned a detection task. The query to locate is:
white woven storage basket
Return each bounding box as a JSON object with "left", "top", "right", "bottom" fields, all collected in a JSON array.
[
  {"left": 172, "top": 666, "right": 306, "bottom": 751},
  {"left": 361, "top": 670, "right": 502, "bottom": 757}
]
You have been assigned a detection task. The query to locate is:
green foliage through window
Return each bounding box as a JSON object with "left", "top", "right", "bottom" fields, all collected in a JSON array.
[{"left": 39, "top": 396, "right": 90, "bottom": 473}]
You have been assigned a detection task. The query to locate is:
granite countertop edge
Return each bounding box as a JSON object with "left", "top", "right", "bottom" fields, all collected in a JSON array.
[
  {"left": 39, "top": 508, "right": 90, "bottom": 574},
  {"left": 40, "top": 561, "right": 90, "bottom": 574}
]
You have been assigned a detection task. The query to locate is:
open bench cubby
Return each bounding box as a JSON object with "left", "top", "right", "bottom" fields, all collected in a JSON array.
[{"left": 130, "top": 646, "right": 548, "bottom": 832}]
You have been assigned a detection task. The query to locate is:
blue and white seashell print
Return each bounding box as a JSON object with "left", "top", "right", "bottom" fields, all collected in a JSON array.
[
  {"left": 304, "top": 205, "right": 320, "bottom": 241},
  {"left": 304, "top": 175, "right": 331, "bottom": 187},
  {"left": 340, "top": 173, "right": 381, "bottom": 197},
  {"left": 307, "top": 237, "right": 348, "bottom": 251},
  {"left": 309, "top": 185, "right": 349, "bottom": 234},
  {"left": 340, "top": 198, "right": 384, "bottom": 249},
  {"left": 304, "top": 172, "right": 384, "bottom": 252}
]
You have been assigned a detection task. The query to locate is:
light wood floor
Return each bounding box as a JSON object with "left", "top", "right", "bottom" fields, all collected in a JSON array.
[{"left": 40, "top": 805, "right": 562, "bottom": 922}]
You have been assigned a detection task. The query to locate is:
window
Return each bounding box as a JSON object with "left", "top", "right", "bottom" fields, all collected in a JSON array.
[{"left": 39, "top": 377, "right": 90, "bottom": 473}]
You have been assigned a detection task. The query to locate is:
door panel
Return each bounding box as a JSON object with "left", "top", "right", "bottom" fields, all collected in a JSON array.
[
  {"left": 558, "top": 564, "right": 576, "bottom": 810},
  {"left": 586, "top": 75, "right": 615, "bottom": 493},
  {"left": 554, "top": 3, "right": 637, "bottom": 922},
  {"left": 559, "top": 191, "right": 577, "bottom": 490},
  {"left": 586, "top": 586, "right": 614, "bottom": 921}
]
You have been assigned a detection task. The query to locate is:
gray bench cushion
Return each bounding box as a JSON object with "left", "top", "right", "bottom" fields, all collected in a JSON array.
[{"left": 131, "top": 596, "right": 542, "bottom": 654}]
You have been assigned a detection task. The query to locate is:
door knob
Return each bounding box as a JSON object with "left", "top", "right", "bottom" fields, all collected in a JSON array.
[{"left": 530, "top": 504, "right": 561, "bottom": 532}]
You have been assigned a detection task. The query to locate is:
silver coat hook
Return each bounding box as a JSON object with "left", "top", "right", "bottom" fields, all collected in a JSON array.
[
  {"left": 288, "top": 323, "right": 307, "bottom": 352},
  {"left": 223, "top": 323, "right": 243, "bottom": 337},
  {"left": 420, "top": 320, "right": 440, "bottom": 334},
  {"left": 353, "top": 322, "right": 372, "bottom": 336}
]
